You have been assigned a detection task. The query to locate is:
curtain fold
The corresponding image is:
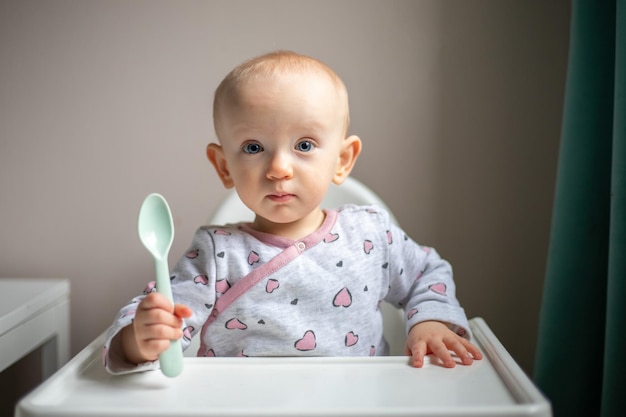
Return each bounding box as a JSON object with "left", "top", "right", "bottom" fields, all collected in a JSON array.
[
  {"left": 534, "top": 1, "right": 625, "bottom": 416},
  {"left": 603, "top": 0, "right": 626, "bottom": 413}
]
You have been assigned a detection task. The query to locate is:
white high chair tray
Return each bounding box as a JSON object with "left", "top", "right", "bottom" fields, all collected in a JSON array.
[{"left": 15, "top": 318, "right": 550, "bottom": 417}]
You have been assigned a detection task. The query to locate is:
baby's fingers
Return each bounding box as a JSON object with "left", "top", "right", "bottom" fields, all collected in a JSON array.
[
  {"left": 134, "top": 294, "right": 185, "bottom": 342},
  {"left": 459, "top": 338, "right": 483, "bottom": 363},
  {"left": 137, "top": 303, "right": 183, "bottom": 330},
  {"left": 139, "top": 292, "right": 175, "bottom": 313},
  {"left": 408, "top": 342, "right": 428, "bottom": 368},
  {"left": 174, "top": 303, "right": 193, "bottom": 319},
  {"left": 444, "top": 337, "right": 483, "bottom": 366},
  {"left": 428, "top": 340, "right": 456, "bottom": 368},
  {"left": 147, "top": 320, "right": 184, "bottom": 340}
]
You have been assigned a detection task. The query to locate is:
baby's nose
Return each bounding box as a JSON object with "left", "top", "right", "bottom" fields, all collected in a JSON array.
[{"left": 266, "top": 152, "right": 294, "bottom": 180}]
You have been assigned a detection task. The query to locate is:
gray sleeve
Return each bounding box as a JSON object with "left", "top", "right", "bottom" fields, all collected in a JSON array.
[{"left": 383, "top": 220, "right": 470, "bottom": 338}]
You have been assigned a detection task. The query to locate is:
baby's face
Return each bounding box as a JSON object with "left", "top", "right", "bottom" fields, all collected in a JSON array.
[{"left": 215, "top": 72, "right": 348, "bottom": 231}]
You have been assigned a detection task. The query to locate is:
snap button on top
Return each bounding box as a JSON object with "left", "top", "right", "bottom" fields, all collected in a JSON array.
[{"left": 296, "top": 241, "right": 306, "bottom": 251}]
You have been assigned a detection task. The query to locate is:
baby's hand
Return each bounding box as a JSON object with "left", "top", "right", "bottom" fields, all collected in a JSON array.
[
  {"left": 121, "top": 292, "right": 192, "bottom": 364},
  {"left": 405, "top": 320, "right": 482, "bottom": 368}
]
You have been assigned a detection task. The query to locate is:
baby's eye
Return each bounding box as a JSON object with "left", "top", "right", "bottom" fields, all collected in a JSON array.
[
  {"left": 296, "top": 140, "right": 315, "bottom": 152},
  {"left": 242, "top": 142, "right": 263, "bottom": 154}
]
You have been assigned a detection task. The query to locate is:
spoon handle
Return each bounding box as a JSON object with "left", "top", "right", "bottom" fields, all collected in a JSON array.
[{"left": 155, "top": 258, "right": 184, "bottom": 378}]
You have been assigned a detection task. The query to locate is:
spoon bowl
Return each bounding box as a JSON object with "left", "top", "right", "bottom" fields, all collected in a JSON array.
[
  {"left": 138, "top": 193, "right": 183, "bottom": 377},
  {"left": 138, "top": 194, "right": 174, "bottom": 260}
]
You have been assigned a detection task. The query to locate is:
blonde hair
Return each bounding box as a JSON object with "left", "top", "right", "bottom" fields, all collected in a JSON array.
[{"left": 213, "top": 51, "right": 350, "bottom": 138}]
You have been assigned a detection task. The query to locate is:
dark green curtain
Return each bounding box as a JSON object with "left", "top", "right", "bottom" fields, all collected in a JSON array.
[{"left": 534, "top": 1, "right": 625, "bottom": 417}]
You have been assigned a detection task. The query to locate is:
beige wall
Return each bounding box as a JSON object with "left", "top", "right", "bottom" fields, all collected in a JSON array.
[{"left": 0, "top": 0, "right": 570, "bottom": 374}]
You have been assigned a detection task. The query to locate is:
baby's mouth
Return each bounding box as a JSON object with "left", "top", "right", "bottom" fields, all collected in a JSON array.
[{"left": 268, "top": 192, "right": 295, "bottom": 203}]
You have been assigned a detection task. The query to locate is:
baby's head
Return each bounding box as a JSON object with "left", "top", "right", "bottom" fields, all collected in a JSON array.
[
  {"left": 213, "top": 51, "right": 351, "bottom": 140},
  {"left": 207, "top": 51, "right": 361, "bottom": 237}
]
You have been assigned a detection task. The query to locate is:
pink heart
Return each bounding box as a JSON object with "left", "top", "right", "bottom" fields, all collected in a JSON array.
[
  {"left": 143, "top": 281, "right": 156, "bottom": 294},
  {"left": 387, "top": 230, "right": 393, "bottom": 244},
  {"left": 324, "top": 232, "right": 339, "bottom": 243},
  {"left": 294, "top": 330, "right": 316, "bottom": 351},
  {"left": 248, "top": 251, "right": 260, "bottom": 265},
  {"left": 183, "top": 326, "right": 194, "bottom": 340},
  {"left": 333, "top": 287, "right": 352, "bottom": 308},
  {"left": 216, "top": 279, "right": 230, "bottom": 294},
  {"left": 266, "top": 279, "right": 280, "bottom": 293},
  {"left": 407, "top": 308, "right": 418, "bottom": 320},
  {"left": 186, "top": 249, "right": 199, "bottom": 259},
  {"left": 215, "top": 229, "right": 231, "bottom": 235},
  {"left": 369, "top": 346, "right": 376, "bottom": 356},
  {"left": 225, "top": 318, "right": 247, "bottom": 330},
  {"left": 363, "top": 240, "right": 374, "bottom": 254},
  {"left": 429, "top": 283, "right": 447, "bottom": 295},
  {"left": 194, "top": 275, "right": 208, "bottom": 285},
  {"left": 345, "top": 331, "right": 359, "bottom": 347}
]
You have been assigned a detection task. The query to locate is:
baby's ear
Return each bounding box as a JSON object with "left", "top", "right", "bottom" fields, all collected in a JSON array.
[
  {"left": 206, "top": 143, "right": 235, "bottom": 188},
  {"left": 333, "top": 135, "right": 362, "bottom": 185}
]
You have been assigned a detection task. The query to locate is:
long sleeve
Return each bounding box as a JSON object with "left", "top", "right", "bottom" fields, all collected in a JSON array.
[
  {"left": 103, "top": 227, "right": 220, "bottom": 374},
  {"left": 380, "top": 211, "right": 470, "bottom": 337}
]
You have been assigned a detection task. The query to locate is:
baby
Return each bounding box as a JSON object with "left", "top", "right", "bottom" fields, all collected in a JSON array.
[{"left": 104, "top": 51, "right": 482, "bottom": 374}]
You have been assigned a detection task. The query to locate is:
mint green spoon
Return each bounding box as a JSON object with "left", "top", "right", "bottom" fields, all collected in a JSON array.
[{"left": 138, "top": 193, "right": 183, "bottom": 377}]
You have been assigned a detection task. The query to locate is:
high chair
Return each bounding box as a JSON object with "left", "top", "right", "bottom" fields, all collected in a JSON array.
[
  {"left": 185, "top": 176, "right": 406, "bottom": 357},
  {"left": 15, "top": 177, "right": 552, "bottom": 416}
]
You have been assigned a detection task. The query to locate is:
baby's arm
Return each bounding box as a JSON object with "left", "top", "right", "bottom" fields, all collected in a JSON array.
[
  {"left": 406, "top": 320, "right": 482, "bottom": 368},
  {"left": 376, "top": 210, "right": 481, "bottom": 368},
  {"left": 120, "top": 292, "right": 192, "bottom": 364}
]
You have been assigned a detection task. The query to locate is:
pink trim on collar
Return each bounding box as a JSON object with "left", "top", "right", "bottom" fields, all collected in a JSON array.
[{"left": 239, "top": 209, "right": 338, "bottom": 248}]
